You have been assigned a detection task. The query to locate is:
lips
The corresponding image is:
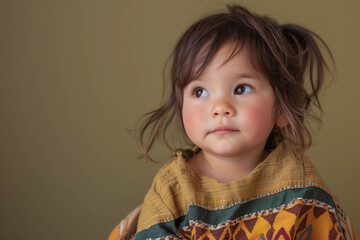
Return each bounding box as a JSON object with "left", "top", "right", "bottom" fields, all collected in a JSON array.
[{"left": 210, "top": 126, "right": 239, "bottom": 134}]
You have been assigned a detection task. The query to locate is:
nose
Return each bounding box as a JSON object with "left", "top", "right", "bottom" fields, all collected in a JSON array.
[{"left": 211, "top": 98, "right": 235, "bottom": 118}]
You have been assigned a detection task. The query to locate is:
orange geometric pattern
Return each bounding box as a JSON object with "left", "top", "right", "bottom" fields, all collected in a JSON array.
[{"left": 178, "top": 199, "right": 341, "bottom": 240}]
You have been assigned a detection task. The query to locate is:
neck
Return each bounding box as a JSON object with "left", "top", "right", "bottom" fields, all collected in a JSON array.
[{"left": 187, "top": 147, "right": 269, "bottom": 183}]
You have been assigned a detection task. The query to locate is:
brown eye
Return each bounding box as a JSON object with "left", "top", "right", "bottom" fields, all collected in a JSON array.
[
  {"left": 194, "top": 88, "right": 209, "bottom": 98},
  {"left": 235, "top": 85, "right": 245, "bottom": 95},
  {"left": 195, "top": 89, "right": 203, "bottom": 97},
  {"left": 234, "top": 85, "right": 253, "bottom": 95}
]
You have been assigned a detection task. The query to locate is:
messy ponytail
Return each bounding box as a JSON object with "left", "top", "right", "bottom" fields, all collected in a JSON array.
[{"left": 268, "top": 24, "right": 335, "bottom": 151}]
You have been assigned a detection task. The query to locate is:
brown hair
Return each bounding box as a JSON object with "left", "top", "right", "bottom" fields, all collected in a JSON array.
[{"left": 138, "top": 5, "right": 335, "bottom": 160}]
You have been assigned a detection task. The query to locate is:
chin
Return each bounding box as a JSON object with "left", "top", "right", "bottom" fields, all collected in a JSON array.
[{"left": 206, "top": 145, "right": 247, "bottom": 158}]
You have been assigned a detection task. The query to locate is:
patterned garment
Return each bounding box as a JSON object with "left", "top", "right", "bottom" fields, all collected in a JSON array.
[{"left": 132, "top": 143, "right": 357, "bottom": 240}]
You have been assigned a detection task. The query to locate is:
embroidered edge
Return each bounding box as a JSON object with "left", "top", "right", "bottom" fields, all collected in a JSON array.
[{"left": 139, "top": 184, "right": 329, "bottom": 232}]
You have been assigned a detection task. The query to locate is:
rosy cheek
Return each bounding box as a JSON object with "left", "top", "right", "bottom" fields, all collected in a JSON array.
[
  {"left": 245, "top": 107, "right": 275, "bottom": 130},
  {"left": 246, "top": 109, "right": 267, "bottom": 122},
  {"left": 182, "top": 109, "right": 204, "bottom": 138}
]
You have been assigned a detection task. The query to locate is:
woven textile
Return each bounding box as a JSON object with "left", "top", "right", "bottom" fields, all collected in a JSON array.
[{"left": 129, "top": 143, "right": 357, "bottom": 239}]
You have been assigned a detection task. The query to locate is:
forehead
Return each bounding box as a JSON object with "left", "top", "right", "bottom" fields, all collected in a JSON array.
[{"left": 194, "top": 42, "right": 262, "bottom": 81}]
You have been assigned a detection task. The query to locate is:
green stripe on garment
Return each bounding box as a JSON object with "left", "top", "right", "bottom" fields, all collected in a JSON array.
[{"left": 135, "top": 186, "right": 335, "bottom": 239}]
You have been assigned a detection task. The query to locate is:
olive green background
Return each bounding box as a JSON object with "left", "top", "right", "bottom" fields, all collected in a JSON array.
[{"left": 0, "top": 0, "right": 359, "bottom": 239}]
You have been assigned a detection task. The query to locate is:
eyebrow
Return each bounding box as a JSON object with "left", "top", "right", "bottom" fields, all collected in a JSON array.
[
  {"left": 233, "top": 72, "right": 261, "bottom": 80},
  {"left": 189, "top": 72, "right": 262, "bottom": 85}
]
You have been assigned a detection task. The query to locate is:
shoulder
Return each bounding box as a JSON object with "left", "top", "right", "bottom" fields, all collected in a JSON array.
[
  {"left": 150, "top": 155, "right": 187, "bottom": 193},
  {"left": 148, "top": 147, "right": 199, "bottom": 193},
  {"left": 270, "top": 142, "right": 329, "bottom": 190},
  {"left": 137, "top": 147, "right": 197, "bottom": 232}
]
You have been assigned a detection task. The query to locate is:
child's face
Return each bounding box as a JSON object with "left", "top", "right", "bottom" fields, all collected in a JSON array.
[{"left": 182, "top": 43, "right": 279, "bottom": 160}]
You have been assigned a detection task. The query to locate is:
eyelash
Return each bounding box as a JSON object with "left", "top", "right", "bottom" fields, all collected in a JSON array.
[
  {"left": 234, "top": 84, "right": 254, "bottom": 95},
  {"left": 191, "top": 84, "right": 254, "bottom": 98},
  {"left": 191, "top": 85, "right": 204, "bottom": 96}
]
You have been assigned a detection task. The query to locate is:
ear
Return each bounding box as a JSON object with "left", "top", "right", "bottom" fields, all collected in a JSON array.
[{"left": 276, "top": 113, "right": 289, "bottom": 128}]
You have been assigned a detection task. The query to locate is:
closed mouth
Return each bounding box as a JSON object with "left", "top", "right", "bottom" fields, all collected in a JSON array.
[{"left": 210, "top": 127, "right": 239, "bottom": 134}]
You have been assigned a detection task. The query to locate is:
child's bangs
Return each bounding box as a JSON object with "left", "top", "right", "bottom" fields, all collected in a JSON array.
[{"left": 184, "top": 28, "right": 258, "bottom": 87}]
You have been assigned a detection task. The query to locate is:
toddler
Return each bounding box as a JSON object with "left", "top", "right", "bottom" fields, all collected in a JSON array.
[{"left": 111, "top": 5, "right": 358, "bottom": 240}]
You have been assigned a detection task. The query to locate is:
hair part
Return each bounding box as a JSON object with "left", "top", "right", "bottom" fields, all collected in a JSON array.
[{"left": 138, "top": 5, "right": 335, "bottom": 160}]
